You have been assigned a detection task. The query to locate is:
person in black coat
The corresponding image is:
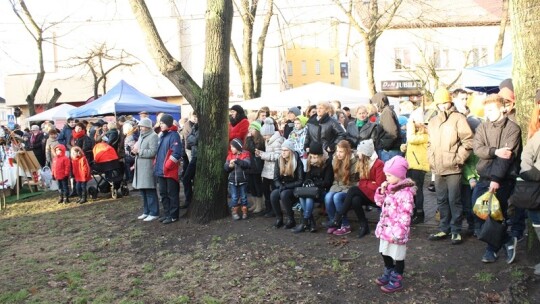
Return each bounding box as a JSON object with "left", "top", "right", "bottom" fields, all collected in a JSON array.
[
  {"left": 27, "top": 125, "right": 46, "bottom": 167},
  {"left": 345, "top": 105, "right": 378, "bottom": 148},
  {"left": 304, "top": 101, "right": 345, "bottom": 156}
]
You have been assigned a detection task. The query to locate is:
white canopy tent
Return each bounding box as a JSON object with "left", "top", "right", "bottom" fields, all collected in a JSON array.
[
  {"left": 25, "top": 103, "right": 76, "bottom": 122},
  {"left": 230, "top": 82, "right": 370, "bottom": 111}
]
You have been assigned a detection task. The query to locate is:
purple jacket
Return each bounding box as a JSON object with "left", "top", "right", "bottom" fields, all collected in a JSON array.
[{"left": 374, "top": 178, "right": 416, "bottom": 245}]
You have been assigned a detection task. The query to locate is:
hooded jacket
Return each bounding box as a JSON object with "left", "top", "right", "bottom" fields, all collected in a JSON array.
[
  {"left": 154, "top": 125, "right": 183, "bottom": 181},
  {"left": 71, "top": 147, "right": 92, "bottom": 182},
  {"left": 473, "top": 116, "right": 522, "bottom": 182},
  {"left": 405, "top": 121, "right": 430, "bottom": 172},
  {"left": 52, "top": 144, "right": 71, "bottom": 180},
  {"left": 358, "top": 156, "right": 386, "bottom": 202},
  {"left": 372, "top": 93, "right": 401, "bottom": 151},
  {"left": 259, "top": 131, "right": 284, "bottom": 179},
  {"left": 428, "top": 106, "right": 474, "bottom": 175},
  {"left": 304, "top": 113, "right": 345, "bottom": 153}
]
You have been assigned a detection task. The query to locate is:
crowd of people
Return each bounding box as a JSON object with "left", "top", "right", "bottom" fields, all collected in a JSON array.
[{"left": 5, "top": 77, "right": 540, "bottom": 293}]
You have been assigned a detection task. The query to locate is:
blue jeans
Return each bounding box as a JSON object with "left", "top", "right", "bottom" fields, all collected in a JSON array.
[
  {"left": 75, "top": 181, "right": 87, "bottom": 196},
  {"left": 435, "top": 174, "right": 463, "bottom": 234},
  {"left": 58, "top": 178, "right": 69, "bottom": 196},
  {"left": 378, "top": 150, "right": 402, "bottom": 163},
  {"left": 471, "top": 180, "right": 515, "bottom": 252},
  {"left": 228, "top": 183, "right": 248, "bottom": 208},
  {"left": 529, "top": 209, "right": 540, "bottom": 226},
  {"left": 325, "top": 191, "right": 348, "bottom": 226},
  {"left": 141, "top": 189, "right": 159, "bottom": 216},
  {"left": 299, "top": 192, "right": 324, "bottom": 219}
]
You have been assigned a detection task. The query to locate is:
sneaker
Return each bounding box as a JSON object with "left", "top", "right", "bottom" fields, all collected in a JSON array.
[
  {"left": 162, "top": 217, "right": 178, "bottom": 224},
  {"left": 232, "top": 213, "right": 241, "bottom": 221},
  {"left": 380, "top": 271, "right": 403, "bottom": 293},
  {"left": 333, "top": 226, "right": 352, "bottom": 236},
  {"left": 143, "top": 215, "right": 159, "bottom": 222},
  {"left": 451, "top": 233, "right": 463, "bottom": 245},
  {"left": 375, "top": 267, "right": 393, "bottom": 286},
  {"left": 481, "top": 250, "right": 498, "bottom": 263},
  {"left": 137, "top": 214, "right": 148, "bottom": 220},
  {"left": 242, "top": 213, "right": 248, "bottom": 220},
  {"left": 428, "top": 231, "right": 448, "bottom": 241},
  {"left": 504, "top": 237, "right": 517, "bottom": 264},
  {"left": 158, "top": 216, "right": 168, "bottom": 222},
  {"left": 327, "top": 227, "right": 337, "bottom": 234}
]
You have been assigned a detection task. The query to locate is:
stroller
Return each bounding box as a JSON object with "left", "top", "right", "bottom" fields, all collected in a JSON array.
[{"left": 87, "top": 142, "right": 129, "bottom": 199}]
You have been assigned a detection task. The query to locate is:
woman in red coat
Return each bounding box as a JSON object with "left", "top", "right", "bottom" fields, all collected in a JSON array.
[
  {"left": 71, "top": 146, "right": 92, "bottom": 204},
  {"left": 229, "top": 105, "right": 249, "bottom": 144}
]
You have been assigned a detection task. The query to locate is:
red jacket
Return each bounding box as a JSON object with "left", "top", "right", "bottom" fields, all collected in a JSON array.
[
  {"left": 229, "top": 118, "right": 249, "bottom": 143},
  {"left": 71, "top": 154, "right": 92, "bottom": 182},
  {"left": 358, "top": 159, "right": 385, "bottom": 203},
  {"left": 52, "top": 144, "right": 71, "bottom": 180}
]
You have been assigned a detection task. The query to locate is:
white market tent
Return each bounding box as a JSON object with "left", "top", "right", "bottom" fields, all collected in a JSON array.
[
  {"left": 25, "top": 103, "right": 76, "bottom": 122},
  {"left": 231, "top": 82, "right": 370, "bottom": 111}
]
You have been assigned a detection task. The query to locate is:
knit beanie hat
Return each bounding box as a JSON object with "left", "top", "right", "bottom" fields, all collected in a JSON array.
[
  {"left": 231, "top": 138, "right": 243, "bottom": 151},
  {"left": 281, "top": 139, "right": 296, "bottom": 151},
  {"left": 260, "top": 117, "right": 275, "bottom": 136},
  {"left": 138, "top": 118, "right": 153, "bottom": 129},
  {"left": 498, "top": 78, "right": 515, "bottom": 103},
  {"left": 160, "top": 114, "right": 174, "bottom": 128},
  {"left": 383, "top": 155, "right": 409, "bottom": 180},
  {"left": 288, "top": 106, "right": 301, "bottom": 117},
  {"left": 357, "top": 139, "right": 375, "bottom": 157},
  {"left": 249, "top": 120, "right": 261, "bottom": 132},
  {"left": 433, "top": 88, "right": 452, "bottom": 105},
  {"left": 297, "top": 116, "right": 308, "bottom": 127},
  {"left": 309, "top": 142, "right": 324, "bottom": 155}
]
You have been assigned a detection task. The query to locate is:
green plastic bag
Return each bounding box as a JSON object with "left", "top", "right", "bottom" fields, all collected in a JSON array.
[{"left": 473, "top": 191, "right": 504, "bottom": 221}]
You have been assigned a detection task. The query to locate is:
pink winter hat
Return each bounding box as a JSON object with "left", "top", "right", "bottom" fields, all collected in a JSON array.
[{"left": 383, "top": 156, "right": 409, "bottom": 180}]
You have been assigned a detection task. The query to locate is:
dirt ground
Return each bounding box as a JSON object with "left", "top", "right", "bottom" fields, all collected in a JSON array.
[{"left": 0, "top": 190, "right": 539, "bottom": 304}]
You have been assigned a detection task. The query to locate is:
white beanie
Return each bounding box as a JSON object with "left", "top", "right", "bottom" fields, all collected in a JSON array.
[
  {"left": 357, "top": 139, "right": 374, "bottom": 157},
  {"left": 281, "top": 139, "right": 296, "bottom": 151},
  {"left": 260, "top": 117, "right": 275, "bottom": 136}
]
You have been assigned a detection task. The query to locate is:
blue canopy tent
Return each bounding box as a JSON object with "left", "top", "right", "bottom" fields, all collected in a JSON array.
[
  {"left": 462, "top": 54, "right": 512, "bottom": 93},
  {"left": 69, "top": 80, "right": 180, "bottom": 120}
]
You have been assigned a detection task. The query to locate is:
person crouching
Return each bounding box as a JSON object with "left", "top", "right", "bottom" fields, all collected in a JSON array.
[{"left": 225, "top": 138, "right": 251, "bottom": 220}]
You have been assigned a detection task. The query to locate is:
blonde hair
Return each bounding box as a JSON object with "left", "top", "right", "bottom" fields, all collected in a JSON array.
[
  {"left": 279, "top": 150, "right": 296, "bottom": 176},
  {"left": 333, "top": 140, "right": 352, "bottom": 184},
  {"left": 70, "top": 146, "right": 84, "bottom": 159},
  {"left": 355, "top": 153, "right": 371, "bottom": 180},
  {"left": 317, "top": 101, "right": 331, "bottom": 115},
  {"left": 107, "top": 121, "right": 117, "bottom": 129}
]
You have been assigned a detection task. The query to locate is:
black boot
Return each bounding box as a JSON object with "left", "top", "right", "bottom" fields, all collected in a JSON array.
[
  {"left": 79, "top": 193, "right": 87, "bottom": 204},
  {"left": 411, "top": 210, "right": 425, "bottom": 225},
  {"left": 57, "top": 195, "right": 64, "bottom": 204},
  {"left": 358, "top": 221, "right": 370, "bottom": 239},
  {"left": 309, "top": 215, "right": 317, "bottom": 233},
  {"left": 293, "top": 218, "right": 308, "bottom": 233},
  {"left": 284, "top": 216, "right": 296, "bottom": 229},
  {"left": 76, "top": 195, "right": 82, "bottom": 204},
  {"left": 273, "top": 217, "right": 284, "bottom": 229},
  {"left": 63, "top": 196, "right": 70, "bottom": 204}
]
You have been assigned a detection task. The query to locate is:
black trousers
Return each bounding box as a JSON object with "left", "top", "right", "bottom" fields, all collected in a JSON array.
[
  {"left": 270, "top": 188, "right": 295, "bottom": 219},
  {"left": 158, "top": 176, "right": 180, "bottom": 220}
]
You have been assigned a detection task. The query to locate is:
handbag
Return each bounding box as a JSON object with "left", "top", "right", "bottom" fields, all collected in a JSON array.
[
  {"left": 509, "top": 179, "right": 540, "bottom": 210},
  {"left": 478, "top": 192, "right": 507, "bottom": 248},
  {"left": 293, "top": 179, "right": 320, "bottom": 199}
]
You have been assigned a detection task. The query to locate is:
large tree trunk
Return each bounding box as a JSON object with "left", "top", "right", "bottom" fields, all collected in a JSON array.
[
  {"left": 254, "top": 0, "right": 273, "bottom": 98},
  {"left": 510, "top": 0, "right": 540, "bottom": 139},
  {"left": 494, "top": 0, "right": 509, "bottom": 61},
  {"left": 130, "top": 0, "right": 232, "bottom": 223},
  {"left": 46, "top": 88, "right": 62, "bottom": 109},
  {"left": 364, "top": 37, "right": 376, "bottom": 96}
]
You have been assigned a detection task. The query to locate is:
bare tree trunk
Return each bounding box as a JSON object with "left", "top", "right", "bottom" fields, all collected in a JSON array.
[
  {"left": 130, "top": 0, "right": 231, "bottom": 223},
  {"left": 494, "top": 0, "right": 509, "bottom": 61},
  {"left": 364, "top": 38, "right": 377, "bottom": 96},
  {"left": 254, "top": 0, "right": 273, "bottom": 98},
  {"left": 46, "top": 88, "right": 62, "bottom": 109},
  {"left": 510, "top": 0, "right": 540, "bottom": 138}
]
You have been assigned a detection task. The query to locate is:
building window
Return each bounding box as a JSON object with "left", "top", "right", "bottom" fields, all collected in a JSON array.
[
  {"left": 470, "top": 46, "right": 488, "bottom": 67},
  {"left": 301, "top": 60, "right": 307, "bottom": 76},
  {"left": 287, "top": 61, "right": 293, "bottom": 76},
  {"left": 315, "top": 60, "right": 320, "bottom": 75},
  {"left": 329, "top": 59, "right": 335, "bottom": 75},
  {"left": 394, "top": 48, "right": 411, "bottom": 70},
  {"left": 340, "top": 62, "right": 349, "bottom": 78},
  {"left": 434, "top": 47, "right": 451, "bottom": 69}
]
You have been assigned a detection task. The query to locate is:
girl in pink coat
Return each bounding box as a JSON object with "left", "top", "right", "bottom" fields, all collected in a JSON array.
[{"left": 373, "top": 156, "right": 416, "bottom": 293}]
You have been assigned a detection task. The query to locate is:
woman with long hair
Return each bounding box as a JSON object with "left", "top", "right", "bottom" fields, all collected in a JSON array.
[{"left": 325, "top": 140, "right": 358, "bottom": 235}]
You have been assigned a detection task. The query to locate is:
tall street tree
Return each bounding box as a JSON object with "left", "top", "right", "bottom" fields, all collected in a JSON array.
[
  {"left": 510, "top": 0, "right": 540, "bottom": 138},
  {"left": 333, "top": 0, "right": 403, "bottom": 96},
  {"left": 230, "top": 0, "right": 274, "bottom": 99},
  {"left": 129, "top": 0, "right": 232, "bottom": 223}
]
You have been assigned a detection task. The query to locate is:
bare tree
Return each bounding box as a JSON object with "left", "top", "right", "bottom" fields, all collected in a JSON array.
[
  {"left": 510, "top": 0, "right": 540, "bottom": 139},
  {"left": 230, "top": 0, "right": 274, "bottom": 99},
  {"left": 72, "top": 44, "right": 138, "bottom": 99},
  {"left": 9, "top": 0, "right": 63, "bottom": 115},
  {"left": 494, "top": 0, "right": 509, "bottom": 61},
  {"left": 129, "top": 0, "right": 232, "bottom": 223},
  {"left": 333, "top": 0, "right": 404, "bottom": 96}
]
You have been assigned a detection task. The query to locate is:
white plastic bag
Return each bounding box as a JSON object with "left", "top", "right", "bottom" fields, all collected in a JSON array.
[{"left": 40, "top": 166, "right": 53, "bottom": 189}]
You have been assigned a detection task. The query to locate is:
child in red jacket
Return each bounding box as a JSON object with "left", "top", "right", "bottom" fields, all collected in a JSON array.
[
  {"left": 71, "top": 146, "right": 92, "bottom": 204},
  {"left": 52, "top": 144, "right": 71, "bottom": 203}
]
